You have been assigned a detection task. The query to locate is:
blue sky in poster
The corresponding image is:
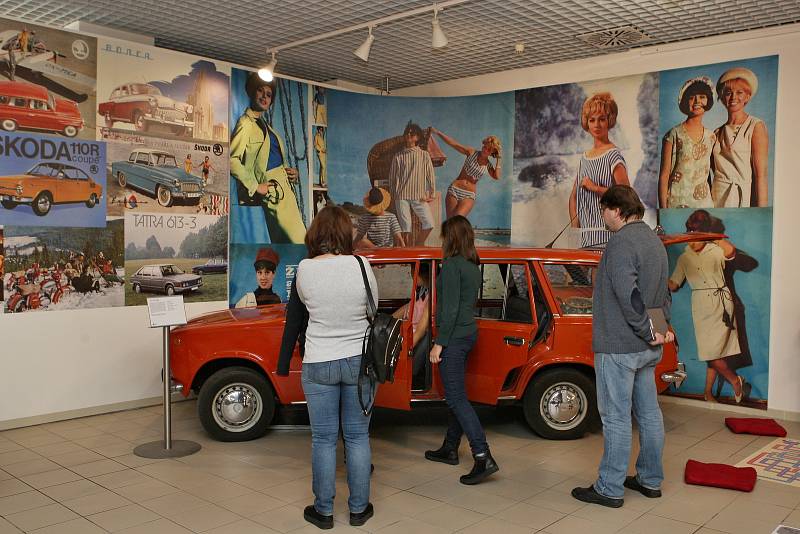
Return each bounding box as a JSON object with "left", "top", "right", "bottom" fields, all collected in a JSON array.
[
  {"left": 0, "top": 133, "right": 106, "bottom": 227},
  {"left": 229, "top": 243, "right": 307, "bottom": 307},
  {"left": 229, "top": 68, "right": 309, "bottom": 244},
  {"left": 658, "top": 55, "right": 778, "bottom": 205},
  {"left": 150, "top": 60, "right": 230, "bottom": 126},
  {"left": 327, "top": 90, "right": 514, "bottom": 230},
  {"left": 660, "top": 207, "right": 772, "bottom": 402}
]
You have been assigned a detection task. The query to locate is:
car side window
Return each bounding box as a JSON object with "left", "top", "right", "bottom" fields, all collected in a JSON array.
[
  {"left": 11, "top": 97, "right": 25, "bottom": 107},
  {"left": 29, "top": 99, "right": 47, "bottom": 110},
  {"left": 128, "top": 153, "right": 137, "bottom": 163},
  {"left": 543, "top": 263, "right": 595, "bottom": 315},
  {"left": 135, "top": 153, "right": 150, "bottom": 165},
  {"left": 370, "top": 262, "right": 414, "bottom": 312},
  {"left": 474, "top": 263, "right": 533, "bottom": 323}
]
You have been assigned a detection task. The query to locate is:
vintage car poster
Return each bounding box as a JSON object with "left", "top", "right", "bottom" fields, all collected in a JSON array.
[
  {"left": 0, "top": 18, "right": 97, "bottom": 142},
  {"left": 124, "top": 212, "right": 227, "bottom": 306},
  {"left": 229, "top": 69, "right": 309, "bottom": 245},
  {"left": 0, "top": 132, "right": 106, "bottom": 227},
  {"left": 103, "top": 131, "right": 228, "bottom": 216},
  {"left": 228, "top": 243, "right": 306, "bottom": 308},
  {"left": 327, "top": 89, "right": 514, "bottom": 247},
  {"left": 512, "top": 73, "right": 659, "bottom": 248},
  {"left": 96, "top": 39, "right": 229, "bottom": 144},
  {"left": 2, "top": 218, "right": 124, "bottom": 313},
  {"left": 0, "top": 226, "right": 4, "bottom": 313},
  {"left": 658, "top": 56, "right": 778, "bottom": 209},
  {"left": 660, "top": 207, "right": 772, "bottom": 408}
]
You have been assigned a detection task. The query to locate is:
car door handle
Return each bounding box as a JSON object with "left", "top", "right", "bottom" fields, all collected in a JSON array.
[{"left": 504, "top": 336, "right": 525, "bottom": 346}]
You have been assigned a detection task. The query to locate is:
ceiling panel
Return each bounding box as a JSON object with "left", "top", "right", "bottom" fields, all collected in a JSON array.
[{"left": 1, "top": 0, "right": 798, "bottom": 89}]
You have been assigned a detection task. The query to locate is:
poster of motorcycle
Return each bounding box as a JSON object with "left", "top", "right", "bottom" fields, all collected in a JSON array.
[
  {"left": 123, "top": 212, "right": 227, "bottom": 306},
  {"left": 0, "top": 132, "right": 106, "bottom": 227},
  {"left": 96, "top": 38, "right": 229, "bottom": 144},
  {"left": 2, "top": 218, "right": 124, "bottom": 313},
  {"left": 0, "top": 17, "right": 97, "bottom": 141},
  {"left": 103, "top": 131, "right": 228, "bottom": 217}
]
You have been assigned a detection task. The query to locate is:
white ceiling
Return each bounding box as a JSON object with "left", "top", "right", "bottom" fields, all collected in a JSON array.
[{"left": 2, "top": 0, "right": 799, "bottom": 90}]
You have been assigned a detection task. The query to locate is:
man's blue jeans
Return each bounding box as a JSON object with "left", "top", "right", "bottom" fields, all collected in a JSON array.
[
  {"left": 594, "top": 348, "right": 665, "bottom": 499},
  {"left": 438, "top": 332, "right": 489, "bottom": 455},
  {"left": 302, "top": 355, "right": 372, "bottom": 515}
]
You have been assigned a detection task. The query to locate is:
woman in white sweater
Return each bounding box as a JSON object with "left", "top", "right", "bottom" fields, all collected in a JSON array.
[{"left": 279, "top": 206, "right": 378, "bottom": 530}]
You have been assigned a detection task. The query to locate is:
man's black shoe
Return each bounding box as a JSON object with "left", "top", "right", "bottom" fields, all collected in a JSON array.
[
  {"left": 624, "top": 476, "right": 662, "bottom": 498},
  {"left": 571, "top": 486, "right": 623, "bottom": 508},
  {"left": 425, "top": 441, "right": 459, "bottom": 465},
  {"left": 303, "top": 505, "right": 333, "bottom": 530},
  {"left": 350, "top": 502, "right": 374, "bottom": 526}
]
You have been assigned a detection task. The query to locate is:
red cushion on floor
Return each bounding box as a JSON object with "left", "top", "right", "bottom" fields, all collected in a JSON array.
[
  {"left": 684, "top": 459, "right": 757, "bottom": 492},
  {"left": 725, "top": 417, "right": 787, "bottom": 437}
]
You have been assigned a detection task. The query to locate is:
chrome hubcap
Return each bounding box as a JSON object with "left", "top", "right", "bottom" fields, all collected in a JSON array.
[
  {"left": 37, "top": 196, "right": 50, "bottom": 212},
  {"left": 212, "top": 382, "right": 262, "bottom": 432},
  {"left": 540, "top": 381, "right": 587, "bottom": 430}
]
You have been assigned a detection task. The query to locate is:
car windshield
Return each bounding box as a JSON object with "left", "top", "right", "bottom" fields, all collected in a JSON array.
[
  {"left": 161, "top": 265, "right": 184, "bottom": 276},
  {"left": 154, "top": 154, "right": 178, "bottom": 167},
  {"left": 28, "top": 163, "right": 60, "bottom": 177}
]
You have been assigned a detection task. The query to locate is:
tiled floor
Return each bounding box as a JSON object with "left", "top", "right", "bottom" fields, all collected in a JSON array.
[{"left": 0, "top": 400, "right": 799, "bottom": 533}]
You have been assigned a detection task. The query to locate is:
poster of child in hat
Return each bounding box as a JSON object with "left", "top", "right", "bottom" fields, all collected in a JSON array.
[
  {"left": 228, "top": 243, "right": 307, "bottom": 308},
  {"left": 658, "top": 56, "right": 777, "bottom": 209}
]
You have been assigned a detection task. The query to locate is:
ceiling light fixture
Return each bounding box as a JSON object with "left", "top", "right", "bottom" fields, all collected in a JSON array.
[
  {"left": 431, "top": 7, "right": 448, "bottom": 49},
  {"left": 353, "top": 27, "right": 375, "bottom": 62},
  {"left": 258, "top": 52, "right": 277, "bottom": 82}
]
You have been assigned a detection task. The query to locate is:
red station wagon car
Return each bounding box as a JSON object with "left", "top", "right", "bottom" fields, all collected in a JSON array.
[
  {"left": 169, "top": 238, "right": 713, "bottom": 442},
  {"left": 0, "top": 81, "right": 84, "bottom": 137}
]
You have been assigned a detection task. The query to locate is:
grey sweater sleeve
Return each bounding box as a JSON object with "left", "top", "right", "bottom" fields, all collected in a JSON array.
[{"left": 605, "top": 241, "right": 653, "bottom": 342}]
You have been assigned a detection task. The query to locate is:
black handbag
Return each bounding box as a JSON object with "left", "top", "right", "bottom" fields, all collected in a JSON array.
[{"left": 355, "top": 255, "right": 403, "bottom": 415}]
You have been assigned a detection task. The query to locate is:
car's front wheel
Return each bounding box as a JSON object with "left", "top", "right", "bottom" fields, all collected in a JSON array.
[
  {"left": 1, "top": 119, "right": 17, "bottom": 132},
  {"left": 156, "top": 185, "right": 173, "bottom": 207},
  {"left": 196, "top": 269, "right": 204, "bottom": 275},
  {"left": 522, "top": 367, "right": 598, "bottom": 440},
  {"left": 133, "top": 111, "right": 147, "bottom": 131},
  {"left": 1, "top": 200, "right": 17, "bottom": 210},
  {"left": 198, "top": 367, "right": 276, "bottom": 441},
  {"left": 165, "top": 284, "right": 175, "bottom": 296},
  {"left": 85, "top": 193, "right": 98, "bottom": 208}
]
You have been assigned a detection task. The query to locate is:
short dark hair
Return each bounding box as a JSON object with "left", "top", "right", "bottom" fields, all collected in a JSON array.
[
  {"left": 305, "top": 206, "right": 354, "bottom": 258},
  {"left": 403, "top": 122, "right": 424, "bottom": 142},
  {"left": 441, "top": 215, "right": 479, "bottom": 265},
  {"left": 685, "top": 209, "right": 725, "bottom": 233},
  {"left": 679, "top": 80, "right": 714, "bottom": 115},
  {"left": 600, "top": 185, "right": 645, "bottom": 220},
  {"left": 245, "top": 72, "right": 278, "bottom": 103}
]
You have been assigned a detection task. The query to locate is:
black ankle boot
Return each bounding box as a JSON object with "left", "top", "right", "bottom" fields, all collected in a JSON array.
[
  {"left": 425, "top": 440, "right": 459, "bottom": 465},
  {"left": 460, "top": 450, "right": 499, "bottom": 485}
]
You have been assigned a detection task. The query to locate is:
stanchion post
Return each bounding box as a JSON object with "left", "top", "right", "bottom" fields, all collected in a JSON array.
[{"left": 163, "top": 325, "right": 172, "bottom": 450}]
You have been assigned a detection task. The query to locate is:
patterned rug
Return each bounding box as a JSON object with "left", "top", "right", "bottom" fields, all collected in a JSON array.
[{"left": 737, "top": 438, "right": 800, "bottom": 487}]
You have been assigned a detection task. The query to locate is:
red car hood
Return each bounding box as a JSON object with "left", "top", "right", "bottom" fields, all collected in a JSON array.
[{"left": 173, "top": 304, "right": 287, "bottom": 332}]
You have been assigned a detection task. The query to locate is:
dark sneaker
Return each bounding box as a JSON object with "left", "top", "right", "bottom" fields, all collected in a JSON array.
[
  {"left": 571, "top": 485, "right": 623, "bottom": 508},
  {"left": 350, "top": 502, "right": 374, "bottom": 526},
  {"left": 303, "top": 505, "right": 333, "bottom": 530},
  {"left": 624, "top": 476, "right": 662, "bottom": 498},
  {"left": 425, "top": 443, "right": 459, "bottom": 465}
]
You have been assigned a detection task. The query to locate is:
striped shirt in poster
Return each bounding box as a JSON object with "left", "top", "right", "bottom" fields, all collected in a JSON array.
[
  {"left": 356, "top": 213, "right": 402, "bottom": 247},
  {"left": 575, "top": 147, "right": 626, "bottom": 248},
  {"left": 390, "top": 146, "right": 435, "bottom": 201}
]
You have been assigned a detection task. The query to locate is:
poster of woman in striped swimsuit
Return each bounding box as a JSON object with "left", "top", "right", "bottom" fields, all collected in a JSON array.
[
  {"left": 568, "top": 92, "right": 630, "bottom": 248},
  {"left": 430, "top": 128, "right": 502, "bottom": 219}
]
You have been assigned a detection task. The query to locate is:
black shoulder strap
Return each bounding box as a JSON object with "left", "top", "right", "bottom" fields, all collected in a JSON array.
[{"left": 355, "top": 255, "right": 376, "bottom": 321}]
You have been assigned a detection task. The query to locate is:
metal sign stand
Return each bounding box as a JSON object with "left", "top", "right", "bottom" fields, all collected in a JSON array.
[{"left": 134, "top": 298, "right": 201, "bottom": 459}]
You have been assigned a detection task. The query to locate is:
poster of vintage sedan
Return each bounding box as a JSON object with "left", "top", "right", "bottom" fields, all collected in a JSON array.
[
  {"left": 0, "top": 17, "right": 96, "bottom": 141},
  {"left": 96, "top": 38, "right": 229, "bottom": 144},
  {"left": 0, "top": 132, "right": 106, "bottom": 227},
  {"left": 104, "top": 131, "right": 228, "bottom": 216}
]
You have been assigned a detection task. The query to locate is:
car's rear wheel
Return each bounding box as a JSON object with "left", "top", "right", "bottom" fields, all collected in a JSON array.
[
  {"left": 1, "top": 200, "right": 17, "bottom": 210},
  {"left": 85, "top": 193, "right": 98, "bottom": 208},
  {"left": 165, "top": 284, "right": 175, "bottom": 296},
  {"left": 156, "top": 185, "right": 173, "bottom": 207},
  {"left": 133, "top": 283, "right": 141, "bottom": 293},
  {"left": 63, "top": 125, "right": 78, "bottom": 137},
  {"left": 31, "top": 192, "right": 52, "bottom": 216},
  {"left": 117, "top": 172, "right": 127, "bottom": 188},
  {"left": 523, "top": 367, "right": 598, "bottom": 440},
  {"left": 1, "top": 119, "right": 17, "bottom": 132},
  {"left": 198, "top": 367, "right": 276, "bottom": 441}
]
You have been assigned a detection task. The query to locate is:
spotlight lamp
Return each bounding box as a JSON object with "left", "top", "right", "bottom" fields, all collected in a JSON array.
[
  {"left": 258, "top": 52, "right": 277, "bottom": 82},
  {"left": 431, "top": 8, "right": 448, "bottom": 49},
  {"left": 354, "top": 26, "right": 375, "bottom": 62}
]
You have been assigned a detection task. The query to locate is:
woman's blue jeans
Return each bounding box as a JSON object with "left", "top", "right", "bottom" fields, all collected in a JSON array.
[
  {"left": 438, "top": 333, "right": 489, "bottom": 455},
  {"left": 302, "top": 355, "right": 372, "bottom": 515},
  {"left": 594, "top": 348, "right": 665, "bottom": 499}
]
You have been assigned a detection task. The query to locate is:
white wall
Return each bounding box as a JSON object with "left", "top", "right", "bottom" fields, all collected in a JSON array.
[
  {"left": 397, "top": 25, "right": 800, "bottom": 414},
  {"left": 1, "top": 24, "right": 799, "bottom": 428}
]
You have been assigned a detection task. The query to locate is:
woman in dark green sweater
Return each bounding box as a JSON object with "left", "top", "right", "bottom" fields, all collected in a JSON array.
[{"left": 425, "top": 216, "right": 499, "bottom": 484}]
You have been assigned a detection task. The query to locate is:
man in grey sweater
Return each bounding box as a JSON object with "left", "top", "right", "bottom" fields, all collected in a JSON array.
[{"left": 572, "top": 185, "right": 674, "bottom": 508}]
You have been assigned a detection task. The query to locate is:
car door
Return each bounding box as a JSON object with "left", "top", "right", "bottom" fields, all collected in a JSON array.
[
  {"left": 461, "top": 261, "right": 537, "bottom": 405},
  {"left": 369, "top": 260, "right": 414, "bottom": 411},
  {"left": 60, "top": 167, "right": 84, "bottom": 202}
]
